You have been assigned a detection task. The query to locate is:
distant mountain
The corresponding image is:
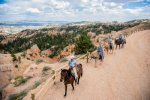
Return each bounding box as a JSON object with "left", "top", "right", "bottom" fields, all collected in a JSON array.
[
  {"left": 1, "top": 19, "right": 150, "bottom": 27},
  {"left": 0, "top": 21, "right": 71, "bottom": 26},
  {"left": 125, "top": 19, "right": 150, "bottom": 24}
]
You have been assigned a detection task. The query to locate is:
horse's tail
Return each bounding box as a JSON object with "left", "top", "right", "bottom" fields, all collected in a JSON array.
[
  {"left": 80, "top": 64, "right": 83, "bottom": 77},
  {"left": 79, "top": 64, "right": 83, "bottom": 76},
  {"left": 115, "top": 39, "right": 117, "bottom": 44}
]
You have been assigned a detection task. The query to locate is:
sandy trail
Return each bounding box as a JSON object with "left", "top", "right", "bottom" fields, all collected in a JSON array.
[{"left": 43, "top": 30, "right": 150, "bottom": 100}]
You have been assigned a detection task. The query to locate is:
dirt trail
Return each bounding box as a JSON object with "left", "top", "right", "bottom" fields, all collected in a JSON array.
[{"left": 42, "top": 30, "right": 150, "bottom": 100}]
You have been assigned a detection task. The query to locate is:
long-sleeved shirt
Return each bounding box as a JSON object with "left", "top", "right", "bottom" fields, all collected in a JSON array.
[
  {"left": 119, "top": 34, "right": 124, "bottom": 40},
  {"left": 97, "top": 46, "right": 103, "bottom": 55},
  {"left": 69, "top": 59, "right": 76, "bottom": 68},
  {"left": 108, "top": 38, "right": 112, "bottom": 44}
]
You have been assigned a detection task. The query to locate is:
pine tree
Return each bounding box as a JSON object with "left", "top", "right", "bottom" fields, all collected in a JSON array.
[{"left": 75, "top": 32, "right": 95, "bottom": 54}]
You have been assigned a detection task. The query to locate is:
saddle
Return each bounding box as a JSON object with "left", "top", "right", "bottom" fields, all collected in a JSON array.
[
  {"left": 68, "top": 68, "right": 75, "bottom": 77},
  {"left": 69, "top": 67, "right": 79, "bottom": 77}
]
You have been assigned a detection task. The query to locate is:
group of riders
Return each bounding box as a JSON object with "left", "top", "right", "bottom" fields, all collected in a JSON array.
[
  {"left": 97, "top": 33, "right": 125, "bottom": 62},
  {"left": 60, "top": 33, "right": 126, "bottom": 96},
  {"left": 68, "top": 33, "right": 125, "bottom": 81}
]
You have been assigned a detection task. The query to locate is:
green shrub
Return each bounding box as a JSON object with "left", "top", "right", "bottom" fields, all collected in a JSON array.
[
  {"left": 9, "top": 93, "right": 17, "bottom": 100},
  {"left": 32, "top": 81, "right": 41, "bottom": 89},
  {"left": 36, "top": 59, "right": 43, "bottom": 64},
  {"left": 8, "top": 91, "right": 27, "bottom": 100},
  {"left": 11, "top": 54, "right": 17, "bottom": 62},
  {"left": 14, "top": 76, "right": 31, "bottom": 86},
  {"left": 42, "top": 66, "right": 51, "bottom": 76},
  {"left": 48, "top": 53, "right": 55, "bottom": 58},
  {"left": 42, "top": 66, "right": 51, "bottom": 72}
]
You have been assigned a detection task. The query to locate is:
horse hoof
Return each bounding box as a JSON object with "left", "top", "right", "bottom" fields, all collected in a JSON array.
[{"left": 64, "top": 94, "right": 66, "bottom": 97}]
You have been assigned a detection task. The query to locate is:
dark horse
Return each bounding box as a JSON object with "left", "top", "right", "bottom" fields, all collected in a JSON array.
[
  {"left": 115, "top": 38, "right": 126, "bottom": 49},
  {"left": 60, "top": 64, "right": 83, "bottom": 97},
  {"left": 0, "top": 90, "right": 2, "bottom": 100}
]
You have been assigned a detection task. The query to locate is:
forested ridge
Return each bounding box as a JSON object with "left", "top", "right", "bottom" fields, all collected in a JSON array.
[{"left": 0, "top": 22, "right": 140, "bottom": 55}]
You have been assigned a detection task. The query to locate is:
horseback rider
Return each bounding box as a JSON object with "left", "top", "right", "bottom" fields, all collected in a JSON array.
[
  {"left": 119, "top": 33, "right": 125, "bottom": 41},
  {"left": 107, "top": 35, "right": 113, "bottom": 49},
  {"left": 69, "top": 55, "right": 78, "bottom": 80},
  {"left": 97, "top": 43, "right": 104, "bottom": 62}
]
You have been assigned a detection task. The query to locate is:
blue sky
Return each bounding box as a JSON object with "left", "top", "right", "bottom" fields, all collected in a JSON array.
[
  {"left": 124, "top": 0, "right": 150, "bottom": 8},
  {"left": 0, "top": 0, "right": 150, "bottom": 22},
  {"left": 0, "top": 0, "right": 6, "bottom": 4}
]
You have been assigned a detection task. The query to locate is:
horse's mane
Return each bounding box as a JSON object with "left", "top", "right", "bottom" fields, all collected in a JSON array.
[
  {"left": 61, "top": 69, "right": 72, "bottom": 79},
  {"left": 61, "top": 69, "right": 68, "bottom": 72},
  {"left": 61, "top": 69, "right": 70, "bottom": 75}
]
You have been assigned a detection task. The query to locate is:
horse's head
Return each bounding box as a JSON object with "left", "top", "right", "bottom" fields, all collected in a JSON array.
[
  {"left": 60, "top": 69, "right": 67, "bottom": 82},
  {"left": 77, "top": 64, "right": 82, "bottom": 67}
]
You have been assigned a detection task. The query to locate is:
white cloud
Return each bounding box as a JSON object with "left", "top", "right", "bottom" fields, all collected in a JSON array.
[
  {"left": 81, "top": 0, "right": 89, "bottom": 3},
  {"left": 103, "top": 2, "right": 117, "bottom": 7},
  {"left": 26, "top": 8, "right": 41, "bottom": 13},
  {"left": 51, "top": 0, "right": 70, "bottom": 9},
  {"left": 0, "top": 0, "right": 149, "bottom": 21},
  {"left": 32, "top": 0, "right": 44, "bottom": 3},
  {"left": 125, "top": 8, "right": 143, "bottom": 15}
]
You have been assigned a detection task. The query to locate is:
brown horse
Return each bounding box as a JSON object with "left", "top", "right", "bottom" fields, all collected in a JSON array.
[
  {"left": 60, "top": 64, "right": 83, "bottom": 97},
  {"left": 103, "top": 42, "right": 114, "bottom": 54},
  {"left": 0, "top": 90, "right": 2, "bottom": 100},
  {"left": 89, "top": 51, "right": 98, "bottom": 60},
  {"left": 115, "top": 38, "right": 126, "bottom": 49}
]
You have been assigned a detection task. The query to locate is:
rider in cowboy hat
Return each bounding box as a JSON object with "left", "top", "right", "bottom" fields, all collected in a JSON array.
[
  {"left": 69, "top": 55, "right": 78, "bottom": 80},
  {"left": 119, "top": 33, "right": 125, "bottom": 41}
]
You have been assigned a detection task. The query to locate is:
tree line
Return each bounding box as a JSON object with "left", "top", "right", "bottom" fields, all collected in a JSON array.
[{"left": 0, "top": 23, "right": 138, "bottom": 57}]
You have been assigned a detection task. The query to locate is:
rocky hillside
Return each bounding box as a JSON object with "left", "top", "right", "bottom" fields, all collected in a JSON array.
[{"left": 0, "top": 19, "right": 150, "bottom": 56}]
